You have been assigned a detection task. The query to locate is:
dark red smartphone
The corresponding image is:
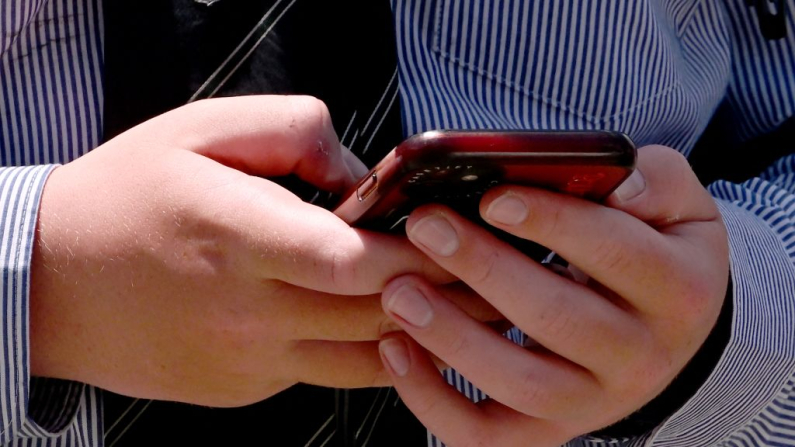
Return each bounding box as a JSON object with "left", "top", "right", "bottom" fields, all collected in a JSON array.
[{"left": 334, "top": 130, "right": 636, "bottom": 238}]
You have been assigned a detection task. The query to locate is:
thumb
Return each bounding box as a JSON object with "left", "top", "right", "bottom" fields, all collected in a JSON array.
[
  {"left": 241, "top": 187, "right": 454, "bottom": 295},
  {"left": 605, "top": 145, "right": 719, "bottom": 225}
]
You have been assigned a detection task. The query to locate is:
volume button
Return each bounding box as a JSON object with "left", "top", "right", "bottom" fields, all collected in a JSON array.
[{"left": 356, "top": 173, "right": 378, "bottom": 201}]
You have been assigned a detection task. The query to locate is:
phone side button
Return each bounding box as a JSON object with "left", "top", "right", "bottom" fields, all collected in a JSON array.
[{"left": 357, "top": 173, "right": 378, "bottom": 202}]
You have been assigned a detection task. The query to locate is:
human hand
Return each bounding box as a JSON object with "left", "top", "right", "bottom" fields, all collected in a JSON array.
[
  {"left": 28, "top": 96, "right": 498, "bottom": 407},
  {"left": 378, "top": 145, "right": 729, "bottom": 446}
]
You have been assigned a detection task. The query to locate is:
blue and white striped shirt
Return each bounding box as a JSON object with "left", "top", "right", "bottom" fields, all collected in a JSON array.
[{"left": 1, "top": 0, "right": 794, "bottom": 446}]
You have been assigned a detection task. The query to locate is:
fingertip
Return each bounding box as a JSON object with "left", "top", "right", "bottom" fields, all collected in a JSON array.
[
  {"left": 483, "top": 192, "right": 530, "bottom": 226},
  {"left": 379, "top": 337, "right": 411, "bottom": 377},
  {"left": 380, "top": 333, "right": 443, "bottom": 380},
  {"left": 380, "top": 334, "right": 492, "bottom": 447},
  {"left": 606, "top": 145, "right": 718, "bottom": 223},
  {"left": 406, "top": 213, "right": 461, "bottom": 257},
  {"left": 610, "top": 168, "right": 646, "bottom": 204},
  {"left": 382, "top": 274, "right": 419, "bottom": 302},
  {"left": 383, "top": 281, "right": 435, "bottom": 329}
]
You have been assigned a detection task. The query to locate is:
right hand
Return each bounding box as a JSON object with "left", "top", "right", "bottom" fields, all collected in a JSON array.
[{"left": 28, "top": 96, "right": 494, "bottom": 407}]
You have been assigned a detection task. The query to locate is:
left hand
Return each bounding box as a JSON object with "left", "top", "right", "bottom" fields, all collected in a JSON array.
[{"left": 377, "top": 145, "right": 729, "bottom": 446}]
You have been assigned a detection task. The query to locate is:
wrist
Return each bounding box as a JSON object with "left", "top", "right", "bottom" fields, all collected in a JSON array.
[{"left": 29, "top": 165, "right": 87, "bottom": 381}]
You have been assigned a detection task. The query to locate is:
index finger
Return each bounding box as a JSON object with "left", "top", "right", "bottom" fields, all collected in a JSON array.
[
  {"left": 379, "top": 333, "right": 576, "bottom": 447},
  {"left": 134, "top": 95, "right": 363, "bottom": 193},
  {"left": 268, "top": 281, "right": 502, "bottom": 342},
  {"left": 242, "top": 186, "right": 456, "bottom": 295}
]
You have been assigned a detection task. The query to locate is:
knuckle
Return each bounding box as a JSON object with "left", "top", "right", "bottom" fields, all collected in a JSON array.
[
  {"left": 514, "top": 368, "right": 552, "bottom": 412},
  {"left": 644, "top": 146, "right": 699, "bottom": 208},
  {"left": 534, "top": 299, "right": 581, "bottom": 343},
  {"left": 666, "top": 147, "right": 691, "bottom": 171},
  {"left": 534, "top": 204, "right": 565, "bottom": 242},
  {"left": 411, "top": 389, "right": 446, "bottom": 418},
  {"left": 669, "top": 274, "right": 722, "bottom": 328},
  {"left": 589, "top": 236, "right": 631, "bottom": 274},
  {"left": 644, "top": 144, "right": 688, "bottom": 171},
  {"left": 470, "top": 250, "right": 501, "bottom": 286},
  {"left": 327, "top": 247, "right": 358, "bottom": 290},
  {"left": 288, "top": 96, "right": 340, "bottom": 169},
  {"left": 314, "top": 229, "right": 365, "bottom": 290},
  {"left": 651, "top": 250, "right": 724, "bottom": 325},
  {"left": 680, "top": 274, "right": 716, "bottom": 309},
  {"left": 667, "top": 153, "right": 695, "bottom": 197},
  {"left": 601, "top": 319, "right": 648, "bottom": 366},
  {"left": 171, "top": 214, "right": 235, "bottom": 277},
  {"left": 618, "top": 349, "right": 675, "bottom": 399},
  {"left": 440, "top": 332, "right": 471, "bottom": 359},
  {"left": 290, "top": 95, "right": 334, "bottom": 136},
  {"left": 605, "top": 328, "right": 675, "bottom": 396}
]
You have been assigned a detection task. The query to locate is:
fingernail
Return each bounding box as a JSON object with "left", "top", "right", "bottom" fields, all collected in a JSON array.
[
  {"left": 379, "top": 338, "right": 410, "bottom": 377},
  {"left": 386, "top": 284, "right": 434, "bottom": 328},
  {"left": 486, "top": 194, "right": 528, "bottom": 225},
  {"left": 613, "top": 169, "right": 646, "bottom": 202},
  {"left": 408, "top": 215, "right": 459, "bottom": 256}
]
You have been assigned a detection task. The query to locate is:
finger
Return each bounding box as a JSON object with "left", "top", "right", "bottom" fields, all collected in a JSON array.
[
  {"left": 605, "top": 145, "right": 730, "bottom": 305},
  {"left": 293, "top": 339, "right": 453, "bottom": 389},
  {"left": 141, "top": 95, "right": 358, "bottom": 192},
  {"left": 290, "top": 340, "right": 389, "bottom": 388},
  {"left": 212, "top": 182, "right": 454, "bottom": 295},
  {"left": 380, "top": 334, "right": 494, "bottom": 447},
  {"left": 379, "top": 334, "right": 569, "bottom": 447},
  {"left": 433, "top": 281, "right": 505, "bottom": 324},
  {"left": 477, "top": 183, "right": 718, "bottom": 314},
  {"left": 605, "top": 145, "right": 720, "bottom": 225},
  {"left": 381, "top": 275, "right": 600, "bottom": 419},
  {"left": 263, "top": 282, "right": 502, "bottom": 342},
  {"left": 402, "top": 210, "right": 646, "bottom": 370}
]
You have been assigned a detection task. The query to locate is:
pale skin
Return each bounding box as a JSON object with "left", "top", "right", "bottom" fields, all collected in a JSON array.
[
  {"left": 28, "top": 94, "right": 727, "bottom": 442},
  {"left": 378, "top": 145, "right": 730, "bottom": 446},
  {"left": 29, "top": 95, "right": 500, "bottom": 408}
]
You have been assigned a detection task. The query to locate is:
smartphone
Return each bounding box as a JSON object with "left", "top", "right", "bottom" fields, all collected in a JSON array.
[
  {"left": 335, "top": 130, "right": 635, "bottom": 225},
  {"left": 333, "top": 130, "right": 635, "bottom": 259}
]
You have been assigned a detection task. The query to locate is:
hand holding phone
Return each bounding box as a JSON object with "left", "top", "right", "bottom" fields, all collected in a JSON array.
[{"left": 333, "top": 130, "right": 636, "bottom": 260}]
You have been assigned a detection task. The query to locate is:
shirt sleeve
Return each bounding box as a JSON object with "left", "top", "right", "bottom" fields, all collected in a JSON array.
[{"left": 0, "top": 165, "right": 102, "bottom": 447}]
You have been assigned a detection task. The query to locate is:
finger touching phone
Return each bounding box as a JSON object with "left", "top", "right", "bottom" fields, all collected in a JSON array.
[{"left": 334, "top": 130, "right": 636, "bottom": 233}]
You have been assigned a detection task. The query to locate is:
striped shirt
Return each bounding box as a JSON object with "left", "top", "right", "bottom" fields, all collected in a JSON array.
[{"left": 1, "top": 0, "right": 795, "bottom": 446}]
